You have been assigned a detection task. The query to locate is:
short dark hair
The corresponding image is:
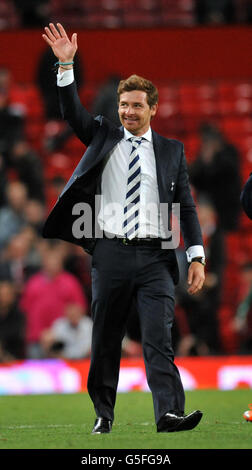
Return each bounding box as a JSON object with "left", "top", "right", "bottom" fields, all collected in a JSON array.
[{"left": 117, "top": 74, "right": 158, "bottom": 108}]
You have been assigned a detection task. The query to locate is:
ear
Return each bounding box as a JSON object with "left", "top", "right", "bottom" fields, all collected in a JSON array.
[{"left": 150, "top": 103, "right": 158, "bottom": 118}]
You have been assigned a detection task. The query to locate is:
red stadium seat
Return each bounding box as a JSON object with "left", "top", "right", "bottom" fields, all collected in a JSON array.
[
  {"left": 44, "top": 152, "right": 74, "bottom": 180},
  {"left": 239, "top": 212, "right": 252, "bottom": 233},
  {"left": 241, "top": 161, "right": 252, "bottom": 184},
  {"left": 81, "top": 13, "right": 122, "bottom": 29},
  {"left": 221, "top": 117, "right": 252, "bottom": 138},
  {"left": 122, "top": 0, "right": 160, "bottom": 11},
  {"left": 158, "top": 84, "right": 179, "bottom": 102},
  {"left": 122, "top": 11, "right": 159, "bottom": 27},
  {"left": 218, "top": 98, "right": 252, "bottom": 116},
  {"left": 217, "top": 81, "right": 252, "bottom": 100},
  {"left": 179, "top": 83, "right": 217, "bottom": 98},
  {"left": 158, "top": 101, "right": 180, "bottom": 118},
  {"left": 231, "top": 135, "right": 252, "bottom": 161},
  {"left": 218, "top": 304, "right": 239, "bottom": 353},
  {"left": 63, "top": 135, "right": 86, "bottom": 155},
  {"left": 183, "top": 135, "right": 200, "bottom": 162},
  {"left": 180, "top": 99, "right": 218, "bottom": 117}
]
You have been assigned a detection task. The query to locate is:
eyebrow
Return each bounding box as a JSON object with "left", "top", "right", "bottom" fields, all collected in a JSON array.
[{"left": 120, "top": 101, "right": 144, "bottom": 105}]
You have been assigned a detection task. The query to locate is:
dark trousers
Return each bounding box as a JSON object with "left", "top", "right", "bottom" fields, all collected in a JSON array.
[{"left": 87, "top": 238, "right": 185, "bottom": 424}]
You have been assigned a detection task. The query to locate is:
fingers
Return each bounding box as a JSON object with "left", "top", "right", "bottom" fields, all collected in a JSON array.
[
  {"left": 42, "top": 34, "right": 53, "bottom": 47},
  {"left": 187, "top": 269, "right": 193, "bottom": 286},
  {"left": 49, "top": 22, "right": 61, "bottom": 39},
  {"left": 57, "top": 23, "right": 68, "bottom": 38},
  {"left": 71, "top": 32, "right": 78, "bottom": 49},
  {"left": 44, "top": 25, "right": 56, "bottom": 43},
  {"left": 187, "top": 264, "right": 205, "bottom": 295},
  {"left": 187, "top": 278, "right": 204, "bottom": 295},
  {"left": 42, "top": 23, "right": 72, "bottom": 50},
  {"left": 43, "top": 23, "right": 67, "bottom": 44}
]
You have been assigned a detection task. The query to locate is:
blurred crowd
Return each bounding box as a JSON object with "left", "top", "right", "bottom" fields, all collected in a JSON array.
[
  {"left": 1, "top": 0, "right": 252, "bottom": 31},
  {"left": 1, "top": 12, "right": 252, "bottom": 361}
]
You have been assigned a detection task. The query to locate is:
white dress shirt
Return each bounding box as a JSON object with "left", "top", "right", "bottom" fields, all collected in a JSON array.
[
  {"left": 97, "top": 126, "right": 168, "bottom": 239},
  {"left": 57, "top": 69, "right": 205, "bottom": 261}
]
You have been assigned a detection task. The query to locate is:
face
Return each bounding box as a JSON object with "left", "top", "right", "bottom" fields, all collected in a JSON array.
[
  {"left": 7, "top": 182, "right": 27, "bottom": 211},
  {"left": 42, "top": 249, "right": 63, "bottom": 277},
  {"left": 65, "top": 304, "right": 83, "bottom": 327},
  {"left": 118, "top": 90, "right": 157, "bottom": 136},
  {"left": 0, "top": 282, "right": 15, "bottom": 312}
]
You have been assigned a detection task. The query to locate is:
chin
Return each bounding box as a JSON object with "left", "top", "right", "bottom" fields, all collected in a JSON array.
[{"left": 124, "top": 123, "right": 138, "bottom": 133}]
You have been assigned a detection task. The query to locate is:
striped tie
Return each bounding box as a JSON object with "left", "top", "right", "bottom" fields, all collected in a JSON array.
[{"left": 123, "top": 137, "right": 143, "bottom": 239}]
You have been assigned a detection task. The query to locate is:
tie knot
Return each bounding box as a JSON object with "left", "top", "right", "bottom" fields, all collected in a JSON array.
[{"left": 129, "top": 137, "right": 143, "bottom": 147}]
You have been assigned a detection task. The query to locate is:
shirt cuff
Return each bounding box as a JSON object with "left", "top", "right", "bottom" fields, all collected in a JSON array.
[
  {"left": 57, "top": 68, "right": 74, "bottom": 87},
  {"left": 186, "top": 245, "right": 205, "bottom": 262}
]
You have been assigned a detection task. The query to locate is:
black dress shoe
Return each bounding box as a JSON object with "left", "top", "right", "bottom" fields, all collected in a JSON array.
[
  {"left": 91, "top": 417, "right": 112, "bottom": 434},
  {"left": 157, "top": 410, "right": 203, "bottom": 433}
]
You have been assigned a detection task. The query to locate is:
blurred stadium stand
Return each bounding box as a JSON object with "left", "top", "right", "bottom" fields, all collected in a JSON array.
[
  {"left": 1, "top": 0, "right": 252, "bottom": 31},
  {"left": 0, "top": 0, "right": 252, "bottom": 358}
]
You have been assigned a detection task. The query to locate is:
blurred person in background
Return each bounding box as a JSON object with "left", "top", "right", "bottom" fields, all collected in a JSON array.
[
  {"left": 195, "top": 0, "right": 236, "bottom": 25},
  {"left": 92, "top": 75, "right": 122, "bottom": 127},
  {"left": 240, "top": 172, "right": 252, "bottom": 220},
  {"left": 24, "top": 199, "right": 46, "bottom": 236},
  {"left": 0, "top": 67, "right": 25, "bottom": 166},
  {"left": 175, "top": 198, "right": 225, "bottom": 355},
  {"left": 36, "top": 46, "right": 84, "bottom": 121},
  {"left": 0, "top": 67, "right": 26, "bottom": 205},
  {"left": 13, "top": 0, "right": 50, "bottom": 28},
  {"left": 10, "top": 139, "right": 45, "bottom": 203},
  {"left": 0, "top": 67, "right": 11, "bottom": 94},
  {"left": 36, "top": 46, "right": 84, "bottom": 152},
  {"left": 40, "top": 302, "right": 92, "bottom": 359},
  {"left": 189, "top": 123, "right": 242, "bottom": 232},
  {"left": 20, "top": 240, "right": 88, "bottom": 359},
  {"left": 45, "top": 174, "right": 70, "bottom": 214},
  {"left": 63, "top": 244, "right": 92, "bottom": 316},
  {"left": 0, "top": 226, "right": 41, "bottom": 291},
  {"left": 245, "top": 0, "right": 252, "bottom": 23},
  {"left": 233, "top": 262, "right": 252, "bottom": 353},
  {"left": 0, "top": 153, "right": 7, "bottom": 207},
  {"left": 0, "top": 181, "right": 28, "bottom": 250},
  {"left": 0, "top": 280, "right": 25, "bottom": 362}
]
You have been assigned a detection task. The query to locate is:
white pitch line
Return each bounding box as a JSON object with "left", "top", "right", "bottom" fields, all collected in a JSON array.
[
  {"left": 1, "top": 424, "right": 75, "bottom": 430},
  {"left": 1, "top": 422, "right": 152, "bottom": 430}
]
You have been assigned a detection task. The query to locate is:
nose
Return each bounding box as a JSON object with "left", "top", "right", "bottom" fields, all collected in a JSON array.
[{"left": 125, "top": 105, "right": 134, "bottom": 115}]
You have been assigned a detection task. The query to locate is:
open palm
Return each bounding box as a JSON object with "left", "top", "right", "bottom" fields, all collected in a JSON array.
[{"left": 42, "top": 23, "right": 77, "bottom": 62}]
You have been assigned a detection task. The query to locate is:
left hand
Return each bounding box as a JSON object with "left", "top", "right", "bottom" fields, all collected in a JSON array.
[
  {"left": 42, "top": 23, "right": 78, "bottom": 64},
  {"left": 187, "top": 262, "right": 205, "bottom": 295}
]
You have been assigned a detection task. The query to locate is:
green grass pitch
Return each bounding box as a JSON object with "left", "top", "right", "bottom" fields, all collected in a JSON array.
[{"left": 0, "top": 390, "right": 251, "bottom": 449}]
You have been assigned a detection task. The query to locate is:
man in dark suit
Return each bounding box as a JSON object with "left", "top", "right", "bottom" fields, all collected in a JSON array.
[
  {"left": 241, "top": 173, "right": 252, "bottom": 220},
  {"left": 42, "top": 23, "right": 205, "bottom": 434}
]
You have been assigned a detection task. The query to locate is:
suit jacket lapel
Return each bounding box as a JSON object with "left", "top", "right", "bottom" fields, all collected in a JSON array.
[
  {"left": 98, "top": 126, "right": 124, "bottom": 166},
  {"left": 83, "top": 125, "right": 124, "bottom": 175},
  {"left": 60, "top": 125, "right": 123, "bottom": 197},
  {"left": 152, "top": 129, "right": 176, "bottom": 203}
]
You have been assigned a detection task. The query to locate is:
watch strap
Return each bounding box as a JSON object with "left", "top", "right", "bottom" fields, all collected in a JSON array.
[{"left": 190, "top": 256, "right": 206, "bottom": 266}]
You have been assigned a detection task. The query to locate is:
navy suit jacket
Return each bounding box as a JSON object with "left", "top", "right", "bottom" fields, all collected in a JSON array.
[
  {"left": 43, "top": 80, "right": 203, "bottom": 282},
  {"left": 240, "top": 173, "right": 252, "bottom": 219}
]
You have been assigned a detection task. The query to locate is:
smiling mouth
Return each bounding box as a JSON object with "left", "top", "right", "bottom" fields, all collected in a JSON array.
[{"left": 123, "top": 117, "right": 138, "bottom": 122}]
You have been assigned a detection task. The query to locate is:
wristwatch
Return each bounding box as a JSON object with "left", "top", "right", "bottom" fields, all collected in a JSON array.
[{"left": 190, "top": 256, "right": 206, "bottom": 266}]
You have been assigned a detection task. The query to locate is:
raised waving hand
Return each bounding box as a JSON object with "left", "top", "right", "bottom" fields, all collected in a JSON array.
[{"left": 42, "top": 23, "right": 77, "bottom": 64}]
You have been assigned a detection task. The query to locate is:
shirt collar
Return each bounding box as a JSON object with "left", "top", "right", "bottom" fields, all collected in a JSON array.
[{"left": 123, "top": 127, "right": 152, "bottom": 143}]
